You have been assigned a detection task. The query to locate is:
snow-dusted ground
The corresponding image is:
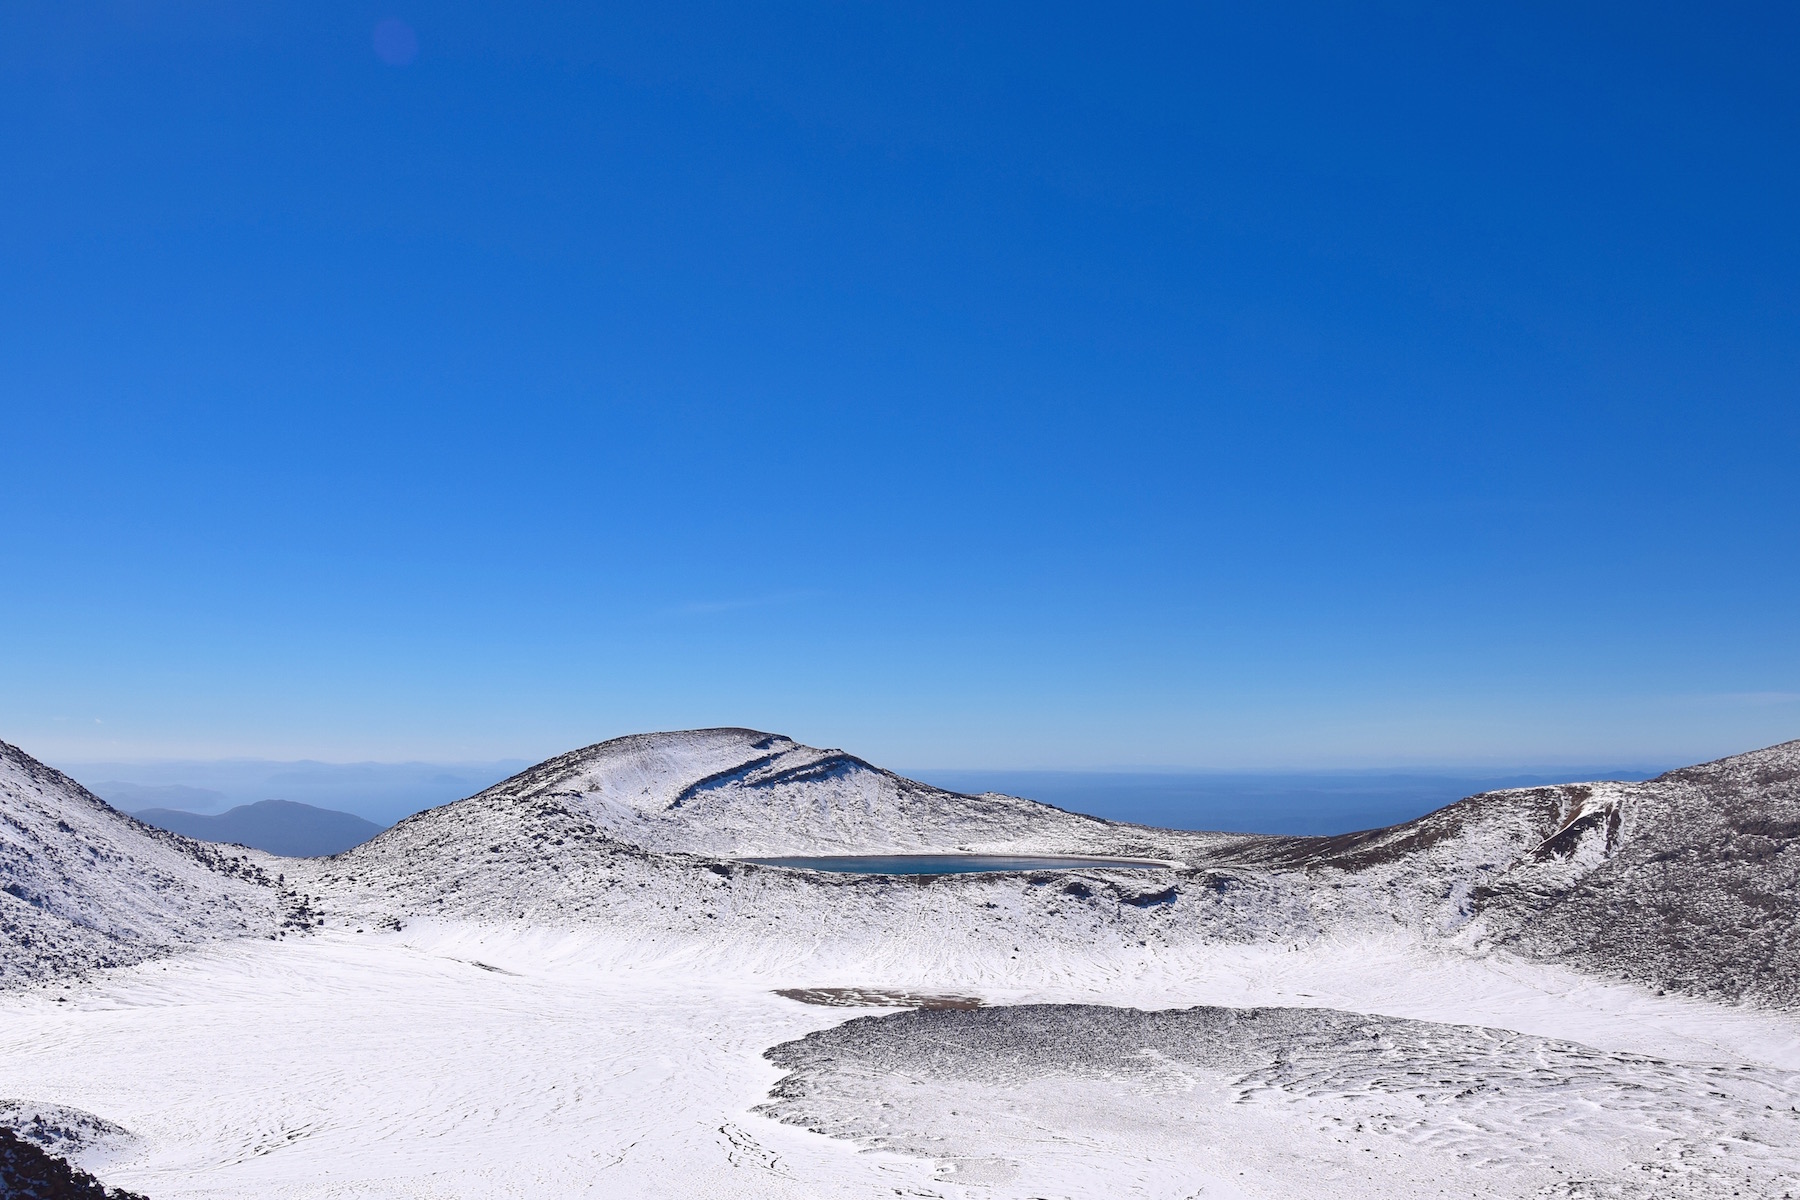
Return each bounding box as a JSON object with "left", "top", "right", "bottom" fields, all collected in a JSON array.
[
  {"left": 4, "top": 728, "right": 1798, "bottom": 1197},
  {"left": 2, "top": 924, "right": 1797, "bottom": 1199},
  {"left": 0, "top": 742, "right": 292, "bottom": 985},
  {"left": 764, "top": 1002, "right": 1800, "bottom": 1200}
]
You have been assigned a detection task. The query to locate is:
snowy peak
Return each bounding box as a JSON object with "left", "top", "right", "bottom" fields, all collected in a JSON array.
[
  {"left": 669, "top": 744, "right": 873, "bottom": 812},
  {"left": 388, "top": 728, "right": 1117, "bottom": 857},
  {"left": 485, "top": 728, "right": 804, "bottom": 819}
]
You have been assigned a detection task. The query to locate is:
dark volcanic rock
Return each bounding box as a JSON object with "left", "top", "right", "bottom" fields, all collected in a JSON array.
[{"left": 0, "top": 1127, "right": 147, "bottom": 1200}]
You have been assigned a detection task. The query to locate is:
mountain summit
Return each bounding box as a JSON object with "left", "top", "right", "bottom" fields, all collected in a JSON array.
[{"left": 412, "top": 727, "right": 1139, "bottom": 857}]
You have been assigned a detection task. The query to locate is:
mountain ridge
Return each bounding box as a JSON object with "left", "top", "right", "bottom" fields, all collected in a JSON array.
[{"left": 5, "top": 728, "right": 1796, "bottom": 1006}]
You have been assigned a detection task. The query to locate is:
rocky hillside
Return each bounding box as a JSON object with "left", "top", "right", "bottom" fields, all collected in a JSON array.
[
  {"left": 1467, "top": 741, "right": 1800, "bottom": 1005},
  {"left": 1226, "top": 739, "right": 1800, "bottom": 1005},
  {"left": 0, "top": 741, "right": 291, "bottom": 987},
  {"left": 6, "top": 727, "right": 1795, "bottom": 1007},
  {"left": 0, "top": 1126, "right": 147, "bottom": 1200}
]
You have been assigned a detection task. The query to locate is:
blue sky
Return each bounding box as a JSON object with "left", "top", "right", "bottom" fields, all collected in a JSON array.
[{"left": 3, "top": 2, "right": 1797, "bottom": 769}]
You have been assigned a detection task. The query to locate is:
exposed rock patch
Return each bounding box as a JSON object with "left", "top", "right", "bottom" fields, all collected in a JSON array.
[
  {"left": 0, "top": 1127, "right": 147, "bottom": 1200},
  {"left": 761, "top": 1003, "right": 1800, "bottom": 1199}
]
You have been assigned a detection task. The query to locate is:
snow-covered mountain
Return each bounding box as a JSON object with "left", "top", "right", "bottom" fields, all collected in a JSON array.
[
  {"left": 0, "top": 741, "right": 294, "bottom": 987},
  {"left": 1467, "top": 741, "right": 1800, "bottom": 1004},
  {"left": 252, "top": 730, "right": 1300, "bottom": 982},
  {"left": 420, "top": 728, "right": 1175, "bottom": 857},
  {"left": 5, "top": 727, "right": 1796, "bottom": 1005},
  {"left": 295, "top": 728, "right": 1798, "bottom": 1007},
  {"left": 4, "top": 728, "right": 1798, "bottom": 1200},
  {"left": 1221, "top": 738, "right": 1800, "bottom": 1004}
]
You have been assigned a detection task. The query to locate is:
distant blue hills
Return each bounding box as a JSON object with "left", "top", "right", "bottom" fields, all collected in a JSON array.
[
  {"left": 69, "top": 759, "right": 530, "bottom": 827},
  {"left": 131, "top": 800, "right": 386, "bottom": 857}
]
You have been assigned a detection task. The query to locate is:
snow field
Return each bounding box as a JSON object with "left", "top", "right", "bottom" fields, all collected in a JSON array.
[{"left": 2, "top": 923, "right": 1796, "bottom": 1199}]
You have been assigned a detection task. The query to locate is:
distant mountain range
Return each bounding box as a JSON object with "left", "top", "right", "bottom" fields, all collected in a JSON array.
[
  {"left": 132, "top": 800, "right": 386, "bottom": 857},
  {"left": 70, "top": 760, "right": 531, "bottom": 826}
]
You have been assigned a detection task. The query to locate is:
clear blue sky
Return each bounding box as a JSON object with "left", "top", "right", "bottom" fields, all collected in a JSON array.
[{"left": 3, "top": 2, "right": 1796, "bottom": 769}]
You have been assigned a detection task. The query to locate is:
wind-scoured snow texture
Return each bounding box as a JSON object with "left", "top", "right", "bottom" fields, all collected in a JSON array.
[
  {"left": 0, "top": 740, "right": 288, "bottom": 987},
  {"left": 4, "top": 925, "right": 1797, "bottom": 1200},
  {"left": 762, "top": 1003, "right": 1800, "bottom": 1199}
]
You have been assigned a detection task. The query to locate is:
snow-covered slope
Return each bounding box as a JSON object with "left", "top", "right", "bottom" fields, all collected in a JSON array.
[
  {"left": 424, "top": 728, "right": 1200, "bottom": 857},
  {"left": 1467, "top": 740, "right": 1800, "bottom": 1004},
  {"left": 0, "top": 741, "right": 291, "bottom": 987},
  {"left": 6, "top": 926, "right": 1794, "bottom": 1200},
  {"left": 304, "top": 792, "right": 1280, "bottom": 979},
  {"left": 1220, "top": 738, "right": 1800, "bottom": 1004},
  {"left": 1215, "top": 778, "right": 1577, "bottom": 933},
  {"left": 8, "top": 727, "right": 1796, "bottom": 1008},
  {"left": 4, "top": 729, "right": 1799, "bottom": 1199},
  {"left": 290, "top": 729, "right": 1800, "bottom": 1007}
]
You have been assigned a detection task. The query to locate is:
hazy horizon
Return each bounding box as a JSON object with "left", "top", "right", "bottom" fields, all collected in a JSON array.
[{"left": 54, "top": 746, "right": 1680, "bottom": 835}]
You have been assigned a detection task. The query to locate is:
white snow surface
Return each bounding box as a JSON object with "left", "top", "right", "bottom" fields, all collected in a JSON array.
[
  {"left": 2, "top": 926, "right": 1796, "bottom": 1199},
  {"left": 2, "top": 728, "right": 1797, "bottom": 1198}
]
